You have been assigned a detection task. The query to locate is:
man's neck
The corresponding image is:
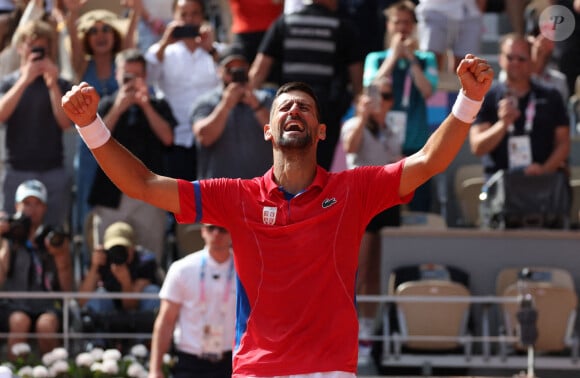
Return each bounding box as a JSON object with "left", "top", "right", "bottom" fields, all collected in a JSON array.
[
  {"left": 506, "top": 79, "right": 532, "bottom": 97},
  {"left": 209, "top": 248, "right": 230, "bottom": 264},
  {"left": 272, "top": 151, "right": 318, "bottom": 195},
  {"left": 183, "top": 39, "right": 200, "bottom": 53}
]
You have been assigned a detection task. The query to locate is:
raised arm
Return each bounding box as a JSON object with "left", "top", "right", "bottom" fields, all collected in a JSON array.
[
  {"left": 63, "top": 0, "right": 86, "bottom": 81},
  {"left": 61, "top": 82, "right": 181, "bottom": 213},
  {"left": 399, "top": 54, "right": 493, "bottom": 198}
]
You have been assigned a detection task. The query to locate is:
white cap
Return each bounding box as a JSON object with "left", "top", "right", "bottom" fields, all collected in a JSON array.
[{"left": 15, "top": 179, "right": 47, "bottom": 204}]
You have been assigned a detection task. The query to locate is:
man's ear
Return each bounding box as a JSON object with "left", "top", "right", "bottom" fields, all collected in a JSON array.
[
  {"left": 318, "top": 123, "right": 327, "bottom": 140},
  {"left": 264, "top": 124, "right": 272, "bottom": 141}
]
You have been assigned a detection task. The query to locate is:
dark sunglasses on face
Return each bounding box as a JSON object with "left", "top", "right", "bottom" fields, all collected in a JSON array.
[
  {"left": 205, "top": 225, "right": 228, "bottom": 233},
  {"left": 381, "top": 92, "right": 394, "bottom": 101},
  {"left": 504, "top": 53, "right": 529, "bottom": 63},
  {"left": 87, "top": 24, "right": 113, "bottom": 36}
]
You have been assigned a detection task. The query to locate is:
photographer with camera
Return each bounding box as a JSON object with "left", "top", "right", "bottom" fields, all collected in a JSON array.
[
  {"left": 191, "top": 45, "right": 273, "bottom": 179},
  {"left": 0, "top": 179, "right": 72, "bottom": 361},
  {"left": 78, "top": 221, "right": 161, "bottom": 342},
  {"left": 88, "top": 48, "right": 176, "bottom": 262},
  {"left": 0, "top": 19, "right": 72, "bottom": 228}
]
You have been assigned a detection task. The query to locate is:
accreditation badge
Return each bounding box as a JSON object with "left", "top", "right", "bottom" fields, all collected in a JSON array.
[
  {"left": 386, "top": 110, "right": 407, "bottom": 147},
  {"left": 508, "top": 135, "right": 532, "bottom": 169},
  {"left": 201, "top": 324, "right": 224, "bottom": 361}
]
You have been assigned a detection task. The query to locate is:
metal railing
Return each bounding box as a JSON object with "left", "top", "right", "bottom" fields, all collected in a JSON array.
[
  {"left": 1, "top": 291, "right": 578, "bottom": 375},
  {"left": 0, "top": 291, "right": 159, "bottom": 351}
]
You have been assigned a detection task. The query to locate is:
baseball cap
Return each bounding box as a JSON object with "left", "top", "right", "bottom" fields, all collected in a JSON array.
[
  {"left": 219, "top": 44, "right": 247, "bottom": 66},
  {"left": 103, "top": 221, "right": 134, "bottom": 250},
  {"left": 15, "top": 179, "right": 47, "bottom": 204}
]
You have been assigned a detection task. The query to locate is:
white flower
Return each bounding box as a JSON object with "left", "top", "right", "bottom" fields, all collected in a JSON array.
[
  {"left": 17, "top": 366, "right": 33, "bottom": 377},
  {"left": 11, "top": 342, "right": 31, "bottom": 357},
  {"left": 163, "top": 353, "right": 173, "bottom": 364},
  {"left": 0, "top": 365, "right": 13, "bottom": 377},
  {"left": 32, "top": 365, "right": 49, "bottom": 378},
  {"left": 130, "top": 344, "right": 148, "bottom": 359},
  {"left": 41, "top": 352, "right": 55, "bottom": 367},
  {"left": 101, "top": 359, "right": 118, "bottom": 375},
  {"left": 89, "top": 347, "right": 104, "bottom": 361},
  {"left": 102, "top": 348, "right": 122, "bottom": 361},
  {"left": 89, "top": 362, "right": 103, "bottom": 372},
  {"left": 49, "top": 360, "right": 69, "bottom": 376},
  {"left": 123, "top": 355, "right": 136, "bottom": 364},
  {"left": 51, "top": 348, "right": 68, "bottom": 361},
  {"left": 127, "top": 362, "right": 146, "bottom": 377},
  {"left": 75, "top": 352, "right": 94, "bottom": 367}
]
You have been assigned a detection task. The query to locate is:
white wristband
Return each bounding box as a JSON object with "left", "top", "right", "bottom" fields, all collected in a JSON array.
[
  {"left": 75, "top": 114, "right": 111, "bottom": 149},
  {"left": 451, "top": 90, "right": 483, "bottom": 124}
]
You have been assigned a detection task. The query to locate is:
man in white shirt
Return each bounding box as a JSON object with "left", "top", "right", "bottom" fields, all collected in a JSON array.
[
  {"left": 145, "top": 0, "right": 219, "bottom": 182},
  {"left": 149, "top": 224, "right": 235, "bottom": 378}
]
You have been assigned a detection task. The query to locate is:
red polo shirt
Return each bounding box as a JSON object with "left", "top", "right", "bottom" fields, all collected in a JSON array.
[{"left": 175, "top": 160, "right": 411, "bottom": 376}]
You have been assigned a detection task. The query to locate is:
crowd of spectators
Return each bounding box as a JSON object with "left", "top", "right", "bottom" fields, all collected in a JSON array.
[{"left": 0, "top": 0, "right": 578, "bottom": 367}]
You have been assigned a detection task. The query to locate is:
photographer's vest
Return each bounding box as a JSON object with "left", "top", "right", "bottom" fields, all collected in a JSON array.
[{"left": 1, "top": 242, "right": 60, "bottom": 313}]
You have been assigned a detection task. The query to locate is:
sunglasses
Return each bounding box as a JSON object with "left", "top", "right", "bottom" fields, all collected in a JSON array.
[
  {"left": 381, "top": 92, "right": 394, "bottom": 101},
  {"left": 503, "top": 53, "right": 529, "bottom": 63},
  {"left": 87, "top": 24, "right": 113, "bottom": 36},
  {"left": 205, "top": 225, "right": 228, "bottom": 233}
]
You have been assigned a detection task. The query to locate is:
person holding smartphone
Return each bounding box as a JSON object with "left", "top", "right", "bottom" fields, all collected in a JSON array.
[
  {"left": 144, "top": 0, "right": 220, "bottom": 184},
  {"left": 190, "top": 45, "right": 273, "bottom": 180},
  {"left": 87, "top": 48, "right": 177, "bottom": 262},
  {"left": 0, "top": 20, "right": 72, "bottom": 229},
  {"left": 364, "top": 0, "right": 439, "bottom": 213},
  {"left": 340, "top": 76, "right": 402, "bottom": 364}
]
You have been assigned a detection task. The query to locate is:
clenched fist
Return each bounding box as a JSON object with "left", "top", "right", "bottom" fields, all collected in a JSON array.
[
  {"left": 61, "top": 82, "right": 100, "bottom": 127},
  {"left": 456, "top": 54, "right": 494, "bottom": 101}
]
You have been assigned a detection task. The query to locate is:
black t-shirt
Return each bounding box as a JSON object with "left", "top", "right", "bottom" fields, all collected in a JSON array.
[
  {"left": 258, "top": 3, "right": 363, "bottom": 99},
  {"left": 0, "top": 73, "right": 72, "bottom": 171},
  {"left": 89, "top": 93, "right": 177, "bottom": 208},
  {"left": 98, "top": 248, "right": 159, "bottom": 309},
  {"left": 474, "top": 81, "right": 569, "bottom": 175}
]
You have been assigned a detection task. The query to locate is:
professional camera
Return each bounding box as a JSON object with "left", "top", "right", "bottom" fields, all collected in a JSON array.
[
  {"left": 34, "top": 225, "right": 67, "bottom": 248},
  {"left": 1, "top": 213, "right": 31, "bottom": 244},
  {"left": 107, "top": 245, "right": 129, "bottom": 265}
]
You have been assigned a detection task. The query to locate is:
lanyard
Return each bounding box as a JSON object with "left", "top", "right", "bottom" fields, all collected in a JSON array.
[
  {"left": 508, "top": 92, "right": 536, "bottom": 135},
  {"left": 199, "top": 251, "right": 234, "bottom": 307},
  {"left": 401, "top": 71, "right": 412, "bottom": 109},
  {"left": 523, "top": 92, "right": 536, "bottom": 134}
]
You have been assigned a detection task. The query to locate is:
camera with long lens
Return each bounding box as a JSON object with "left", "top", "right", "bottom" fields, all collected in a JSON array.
[
  {"left": 34, "top": 225, "right": 67, "bottom": 248},
  {"left": 107, "top": 245, "right": 129, "bottom": 265},
  {"left": 1, "top": 213, "right": 31, "bottom": 244}
]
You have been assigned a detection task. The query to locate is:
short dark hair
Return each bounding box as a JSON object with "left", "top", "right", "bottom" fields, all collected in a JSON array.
[
  {"left": 499, "top": 32, "right": 532, "bottom": 55},
  {"left": 274, "top": 82, "right": 322, "bottom": 121},
  {"left": 115, "top": 48, "right": 147, "bottom": 71}
]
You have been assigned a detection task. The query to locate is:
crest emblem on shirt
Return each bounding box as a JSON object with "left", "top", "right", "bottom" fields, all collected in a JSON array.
[
  {"left": 262, "top": 206, "right": 277, "bottom": 225},
  {"left": 322, "top": 197, "right": 337, "bottom": 208}
]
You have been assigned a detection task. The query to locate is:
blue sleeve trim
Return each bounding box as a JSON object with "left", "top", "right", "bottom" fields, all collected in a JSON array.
[{"left": 193, "top": 181, "right": 202, "bottom": 223}]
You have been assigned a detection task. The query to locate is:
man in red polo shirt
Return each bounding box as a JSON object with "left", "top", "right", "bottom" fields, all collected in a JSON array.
[{"left": 61, "top": 54, "right": 492, "bottom": 378}]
